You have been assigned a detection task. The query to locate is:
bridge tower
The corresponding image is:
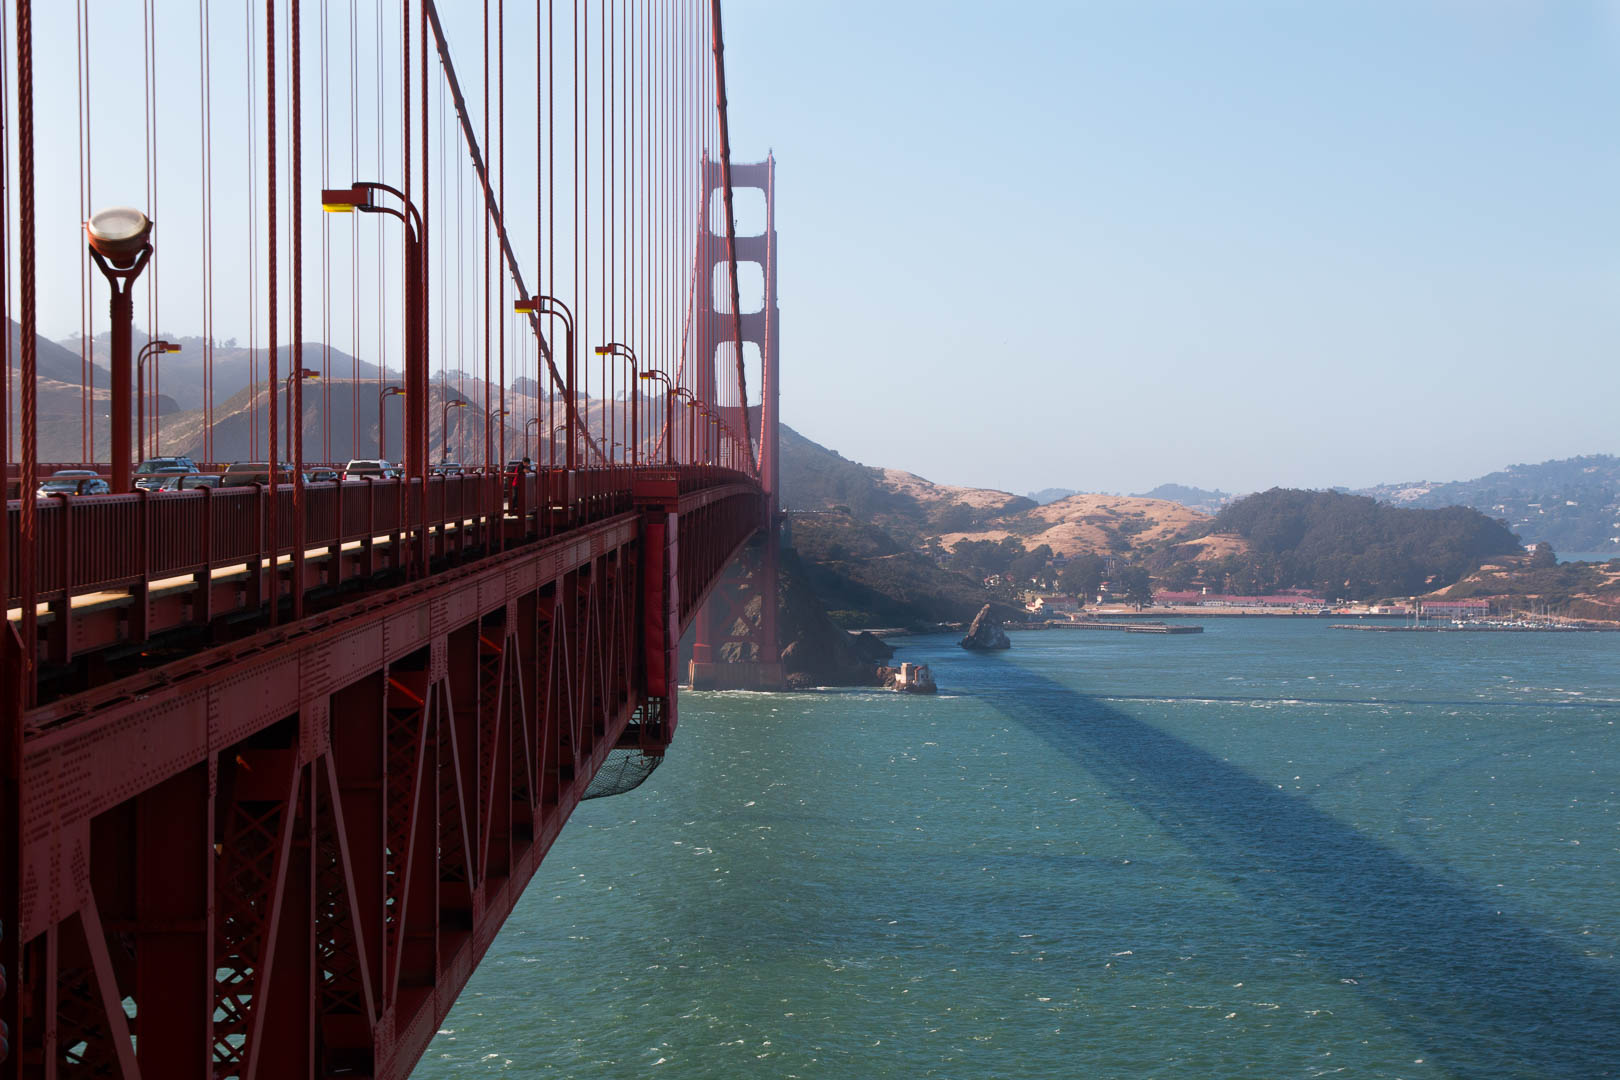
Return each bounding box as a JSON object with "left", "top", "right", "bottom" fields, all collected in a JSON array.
[{"left": 690, "top": 155, "right": 783, "bottom": 690}]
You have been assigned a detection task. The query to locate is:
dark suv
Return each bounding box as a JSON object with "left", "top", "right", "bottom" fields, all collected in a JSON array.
[{"left": 134, "top": 456, "right": 200, "bottom": 491}]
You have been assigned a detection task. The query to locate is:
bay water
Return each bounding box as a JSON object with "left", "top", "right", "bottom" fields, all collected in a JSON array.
[{"left": 415, "top": 620, "right": 1619, "bottom": 1078}]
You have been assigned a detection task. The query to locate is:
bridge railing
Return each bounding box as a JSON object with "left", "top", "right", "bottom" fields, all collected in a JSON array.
[{"left": 4, "top": 465, "right": 759, "bottom": 609}]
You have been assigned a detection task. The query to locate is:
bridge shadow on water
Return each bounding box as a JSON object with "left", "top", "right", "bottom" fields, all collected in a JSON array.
[{"left": 961, "top": 658, "right": 1620, "bottom": 1079}]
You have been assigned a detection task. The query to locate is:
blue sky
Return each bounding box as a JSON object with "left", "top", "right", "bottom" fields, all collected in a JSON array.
[
  {"left": 719, "top": 1, "right": 1620, "bottom": 493},
  {"left": 23, "top": 1, "right": 1620, "bottom": 494}
]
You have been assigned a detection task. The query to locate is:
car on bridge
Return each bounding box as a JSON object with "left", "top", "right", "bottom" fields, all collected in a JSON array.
[
  {"left": 151, "top": 473, "right": 222, "bottom": 492},
  {"left": 133, "top": 455, "right": 201, "bottom": 491},
  {"left": 220, "top": 462, "right": 312, "bottom": 487},
  {"left": 37, "top": 469, "right": 111, "bottom": 497},
  {"left": 309, "top": 467, "right": 342, "bottom": 483},
  {"left": 343, "top": 458, "right": 402, "bottom": 480}
]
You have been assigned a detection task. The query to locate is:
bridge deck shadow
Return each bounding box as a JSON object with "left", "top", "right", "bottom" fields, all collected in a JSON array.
[{"left": 959, "top": 657, "right": 1620, "bottom": 1079}]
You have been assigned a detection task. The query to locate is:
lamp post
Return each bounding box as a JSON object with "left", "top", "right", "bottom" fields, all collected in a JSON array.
[
  {"left": 592, "top": 343, "right": 641, "bottom": 466},
  {"left": 442, "top": 398, "right": 470, "bottom": 463},
  {"left": 638, "top": 369, "right": 676, "bottom": 466},
  {"left": 284, "top": 367, "right": 320, "bottom": 463},
  {"left": 708, "top": 406, "right": 723, "bottom": 466},
  {"left": 379, "top": 384, "right": 405, "bottom": 461},
  {"left": 489, "top": 408, "right": 511, "bottom": 483},
  {"left": 692, "top": 403, "right": 707, "bottom": 465},
  {"left": 673, "top": 387, "right": 696, "bottom": 466},
  {"left": 86, "top": 206, "right": 154, "bottom": 491},
  {"left": 488, "top": 408, "right": 511, "bottom": 451},
  {"left": 136, "top": 339, "right": 181, "bottom": 460},
  {"left": 524, "top": 416, "right": 541, "bottom": 461},
  {"left": 324, "top": 184, "right": 428, "bottom": 489},
  {"left": 550, "top": 422, "right": 569, "bottom": 466},
  {"left": 513, "top": 295, "right": 577, "bottom": 470}
]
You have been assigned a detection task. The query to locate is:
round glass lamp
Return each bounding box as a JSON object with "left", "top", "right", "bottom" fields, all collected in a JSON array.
[{"left": 86, "top": 207, "right": 153, "bottom": 269}]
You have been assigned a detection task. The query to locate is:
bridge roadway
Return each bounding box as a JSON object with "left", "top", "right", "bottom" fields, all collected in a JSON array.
[{"left": 3, "top": 465, "right": 765, "bottom": 1077}]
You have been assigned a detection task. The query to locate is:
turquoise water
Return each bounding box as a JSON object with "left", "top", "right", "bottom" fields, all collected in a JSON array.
[
  {"left": 414, "top": 621, "right": 1620, "bottom": 1079},
  {"left": 1560, "top": 550, "right": 1619, "bottom": 564}
]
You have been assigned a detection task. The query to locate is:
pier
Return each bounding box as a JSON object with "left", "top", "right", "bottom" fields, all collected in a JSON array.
[{"left": 1050, "top": 621, "right": 1204, "bottom": 634}]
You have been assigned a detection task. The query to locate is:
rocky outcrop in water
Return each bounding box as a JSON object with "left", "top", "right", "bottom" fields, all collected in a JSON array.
[
  {"left": 959, "top": 604, "right": 1011, "bottom": 651},
  {"left": 775, "top": 553, "right": 896, "bottom": 689}
]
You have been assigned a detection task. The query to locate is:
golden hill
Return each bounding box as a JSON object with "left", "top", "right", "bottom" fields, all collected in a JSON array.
[
  {"left": 874, "top": 467, "right": 1035, "bottom": 518},
  {"left": 932, "top": 492, "right": 1249, "bottom": 560}
]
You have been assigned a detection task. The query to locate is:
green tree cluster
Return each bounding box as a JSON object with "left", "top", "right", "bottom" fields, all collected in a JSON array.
[{"left": 1188, "top": 489, "right": 1522, "bottom": 600}]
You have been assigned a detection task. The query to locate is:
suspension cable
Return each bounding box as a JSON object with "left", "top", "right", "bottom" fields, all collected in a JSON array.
[
  {"left": 246, "top": 0, "right": 260, "bottom": 460},
  {"left": 198, "top": 0, "right": 216, "bottom": 460},
  {"left": 76, "top": 0, "right": 92, "bottom": 461}
]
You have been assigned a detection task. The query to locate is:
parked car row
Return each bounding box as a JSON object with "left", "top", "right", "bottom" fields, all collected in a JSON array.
[{"left": 29, "top": 459, "right": 513, "bottom": 497}]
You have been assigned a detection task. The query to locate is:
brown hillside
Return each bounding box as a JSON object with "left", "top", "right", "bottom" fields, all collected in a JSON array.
[
  {"left": 876, "top": 467, "right": 1031, "bottom": 518},
  {"left": 934, "top": 493, "right": 1245, "bottom": 559}
]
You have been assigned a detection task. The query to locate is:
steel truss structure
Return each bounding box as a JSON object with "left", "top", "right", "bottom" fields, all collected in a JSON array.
[
  {"left": 8, "top": 472, "right": 760, "bottom": 1077},
  {"left": 0, "top": 0, "right": 779, "bottom": 1072}
]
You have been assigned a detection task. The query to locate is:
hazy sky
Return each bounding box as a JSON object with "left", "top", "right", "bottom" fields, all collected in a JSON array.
[
  {"left": 22, "top": 1, "right": 1620, "bottom": 495},
  {"left": 720, "top": 1, "right": 1620, "bottom": 494}
]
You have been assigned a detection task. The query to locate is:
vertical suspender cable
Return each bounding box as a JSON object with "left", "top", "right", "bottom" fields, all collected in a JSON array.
[
  {"left": 482, "top": 0, "right": 489, "bottom": 473},
  {"left": 548, "top": 0, "right": 555, "bottom": 467},
  {"left": 246, "top": 0, "right": 260, "bottom": 459},
  {"left": 456, "top": 83, "right": 463, "bottom": 461},
  {"left": 75, "top": 0, "right": 92, "bottom": 461},
  {"left": 292, "top": 0, "right": 312, "bottom": 616},
  {"left": 323, "top": 0, "right": 333, "bottom": 461},
  {"left": 0, "top": 0, "right": 17, "bottom": 1042},
  {"left": 577, "top": 0, "right": 588, "bottom": 460},
  {"left": 198, "top": 0, "right": 216, "bottom": 461},
  {"left": 438, "top": 74, "right": 446, "bottom": 461},
  {"left": 375, "top": 0, "right": 384, "bottom": 458},
  {"left": 583, "top": 0, "right": 589, "bottom": 464},
  {"left": 293, "top": 0, "right": 307, "bottom": 608},
  {"left": 266, "top": 0, "right": 279, "bottom": 622},
  {"left": 419, "top": 0, "right": 430, "bottom": 572},
  {"left": 350, "top": 0, "right": 359, "bottom": 457},
  {"left": 144, "top": 0, "right": 159, "bottom": 455},
  {"left": 497, "top": 0, "right": 504, "bottom": 481},
  {"left": 18, "top": 0, "right": 40, "bottom": 702},
  {"left": 604, "top": 0, "right": 611, "bottom": 462},
  {"left": 544, "top": 0, "right": 550, "bottom": 459}
]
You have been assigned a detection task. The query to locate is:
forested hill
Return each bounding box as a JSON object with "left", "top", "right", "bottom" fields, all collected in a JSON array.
[
  {"left": 1357, "top": 454, "right": 1620, "bottom": 556},
  {"left": 1197, "top": 488, "right": 1523, "bottom": 600}
]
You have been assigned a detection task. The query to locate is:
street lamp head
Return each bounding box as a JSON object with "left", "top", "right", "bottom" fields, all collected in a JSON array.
[
  {"left": 162, "top": 342, "right": 183, "bottom": 354},
  {"left": 446, "top": 400, "right": 470, "bottom": 409},
  {"left": 512, "top": 298, "right": 537, "bottom": 314},
  {"left": 592, "top": 345, "right": 612, "bottom": 356},
  {"left": 320, "top": 185, "right": 364, "bottom": 213},
  {"left": 86, "top": 207, "right": 153, "bottom": 268}
]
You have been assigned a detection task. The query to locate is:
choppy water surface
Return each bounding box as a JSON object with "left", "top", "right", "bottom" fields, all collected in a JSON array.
[{"left": 415, "top": 620, "right": 1620, "bottom": 1079}]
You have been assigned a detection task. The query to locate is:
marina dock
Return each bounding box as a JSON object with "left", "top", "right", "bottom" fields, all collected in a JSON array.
[{"left": 1050, "top": 621, "right": 1203, "bottom": 634}]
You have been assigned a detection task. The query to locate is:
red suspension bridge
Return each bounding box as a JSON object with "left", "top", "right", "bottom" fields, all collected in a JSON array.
[{"left": 0, "top": 1, "right": 781, "bottom": 1075}]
